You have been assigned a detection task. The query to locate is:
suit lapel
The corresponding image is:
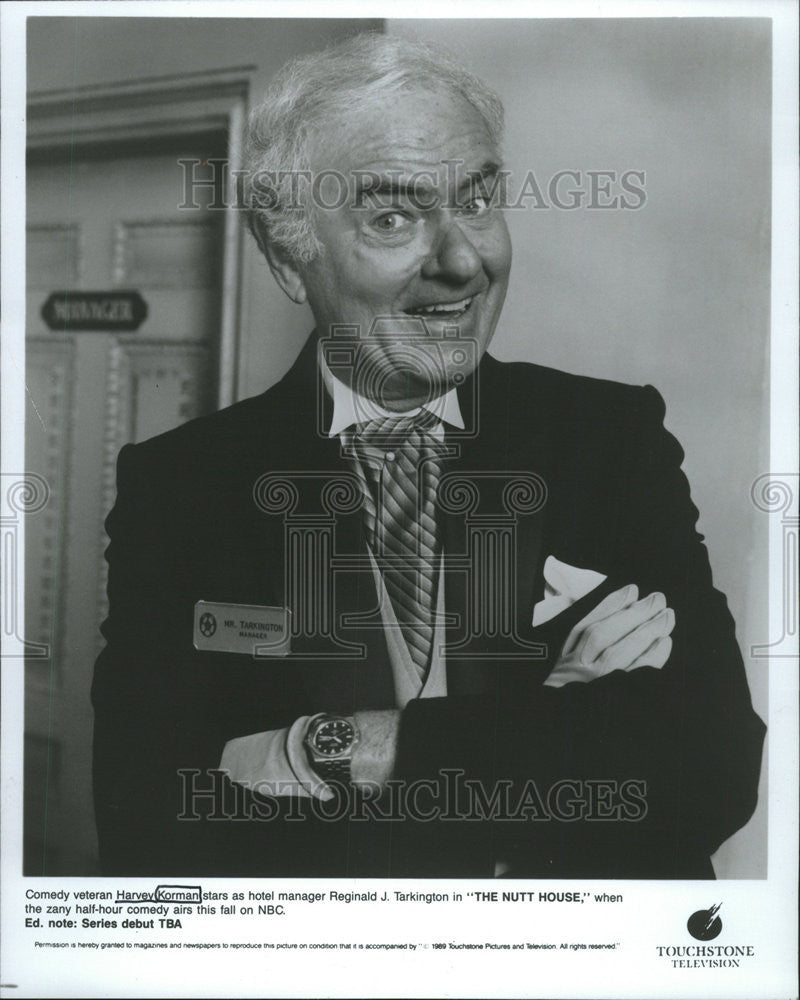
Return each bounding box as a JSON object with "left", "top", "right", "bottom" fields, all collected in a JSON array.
[
  {"left": 443, "top": 354, "right": 554, "bottom": 694},
  {"left": 254, "top": 335, "right": 396, "bottom": 712}
]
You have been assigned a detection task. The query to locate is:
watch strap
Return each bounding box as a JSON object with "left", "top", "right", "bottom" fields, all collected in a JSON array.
[{"left": 313, "top": 757, "right": 352, "bottom": 783}]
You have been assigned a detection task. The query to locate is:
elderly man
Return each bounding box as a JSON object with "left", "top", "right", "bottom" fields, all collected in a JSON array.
[{"left": 92, "top": 34, "right": 765, "bottom": 878}]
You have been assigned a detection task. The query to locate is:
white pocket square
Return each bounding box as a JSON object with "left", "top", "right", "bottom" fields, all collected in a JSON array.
[{"left": 532, "top": 555, "right": 608, "bottom": 627}]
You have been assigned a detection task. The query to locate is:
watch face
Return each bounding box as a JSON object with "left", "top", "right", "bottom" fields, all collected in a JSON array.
[{"left": 313, "top": 718, "right": 355, "bottom": 757}]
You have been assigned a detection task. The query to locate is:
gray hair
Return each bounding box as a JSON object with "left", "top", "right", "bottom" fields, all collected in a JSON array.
[{"left": 240, "top": 32, "right": 505, "bottom": 264}]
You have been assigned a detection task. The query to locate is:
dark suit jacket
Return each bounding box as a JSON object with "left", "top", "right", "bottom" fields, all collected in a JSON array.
[{"left": 92, "top": 335, "right": 765, "bottom": 878}]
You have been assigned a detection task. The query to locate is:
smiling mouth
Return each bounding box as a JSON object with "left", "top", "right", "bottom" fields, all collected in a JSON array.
[{"left": 405, "top": 296, "right": 475, "bottom": 320}]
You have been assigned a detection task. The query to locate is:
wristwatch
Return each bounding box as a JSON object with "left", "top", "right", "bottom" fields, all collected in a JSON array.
[{"left": 304, "top": 714, "right": 360, "bottom": 784}]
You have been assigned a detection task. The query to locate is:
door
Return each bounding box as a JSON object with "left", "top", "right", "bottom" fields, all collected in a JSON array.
[{"left": 25, "top": 137, "right": 226, "bottom": 874}]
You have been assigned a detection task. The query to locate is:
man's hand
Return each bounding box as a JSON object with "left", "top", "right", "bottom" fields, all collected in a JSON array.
[
  {"left": 351, "top": 709, "right": 401, "bottom": 793},
  {"left": 543, "top": 584, "right": 675, "bottom": 688}
]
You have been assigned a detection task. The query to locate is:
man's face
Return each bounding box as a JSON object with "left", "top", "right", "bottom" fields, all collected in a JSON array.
[{"left": 293, "top": 88, "right": 512, "bottom": 411}]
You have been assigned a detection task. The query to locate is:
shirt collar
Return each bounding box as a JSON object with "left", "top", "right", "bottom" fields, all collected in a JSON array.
[{"left": 320, "top": 353, "right": 465, "bottom": 438}]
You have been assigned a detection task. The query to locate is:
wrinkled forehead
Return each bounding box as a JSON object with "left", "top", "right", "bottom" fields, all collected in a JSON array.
[{"left": 306, "top": 87, "right": 500, "bottom": 188}]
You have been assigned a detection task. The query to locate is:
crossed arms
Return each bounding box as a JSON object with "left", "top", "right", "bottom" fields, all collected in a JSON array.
[{"left": 352, "top": 582, "right": 677, "bottom": 789}]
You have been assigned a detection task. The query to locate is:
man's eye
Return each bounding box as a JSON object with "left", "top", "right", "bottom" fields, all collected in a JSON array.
[
  {"left": 370, "top": 211, "right": 412, "bottom": 233},
  {"left": 458, "top": 195, "right": 491, "bottom": 217}
]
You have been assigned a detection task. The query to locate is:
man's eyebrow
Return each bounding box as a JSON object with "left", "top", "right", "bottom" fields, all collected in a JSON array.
[
  {"left": 352, "top": 161, "right": 503, "bottom": 203},
  {"left": 464, "top": 161, "right": 502, "bottom": 184},
  {"left": 460, "top": 161, "right": 502, "bottom": 194},
  {"left": 353, "top": 176, "right": 418, "bottom": 201}
]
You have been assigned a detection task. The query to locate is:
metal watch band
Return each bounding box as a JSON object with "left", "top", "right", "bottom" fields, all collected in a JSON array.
[{"left": 313, "top": 757, "right": 352, "bottom": 784}]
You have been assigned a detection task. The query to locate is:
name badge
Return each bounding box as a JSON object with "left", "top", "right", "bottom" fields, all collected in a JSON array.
[{"left": 193, "top": 601, "right": 291, "bottom": 657}]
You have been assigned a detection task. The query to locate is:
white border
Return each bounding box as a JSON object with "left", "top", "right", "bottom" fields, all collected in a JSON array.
[{"left": 2, "top": 3, "right": 797, "bottom": 998}]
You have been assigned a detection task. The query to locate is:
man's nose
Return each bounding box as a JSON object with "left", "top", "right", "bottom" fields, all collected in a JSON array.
[{"left": 421, "top": 221, "right": 483, "bottom": 283}]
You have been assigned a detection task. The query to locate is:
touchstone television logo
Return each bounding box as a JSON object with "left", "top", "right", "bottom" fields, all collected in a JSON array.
[
  {"left": 687, "top": 902, "right": 723, "bottom": 940},
  {"left": 655, "top": 903, "right": 757, "bottom": 969}
]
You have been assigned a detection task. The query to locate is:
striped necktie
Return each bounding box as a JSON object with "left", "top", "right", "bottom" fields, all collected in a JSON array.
[{"left": 350, "top": 411, "right": 444, "bottom": 682}]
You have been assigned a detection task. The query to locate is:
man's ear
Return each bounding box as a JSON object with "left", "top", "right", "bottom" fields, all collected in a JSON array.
[{"left": 263, "top": 242, "right": 308, "bottom": 305}]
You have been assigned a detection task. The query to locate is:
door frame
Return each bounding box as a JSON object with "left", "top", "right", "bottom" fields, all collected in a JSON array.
[{"left": 27, "top": 65, "right": 251, "bottom": 407}]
